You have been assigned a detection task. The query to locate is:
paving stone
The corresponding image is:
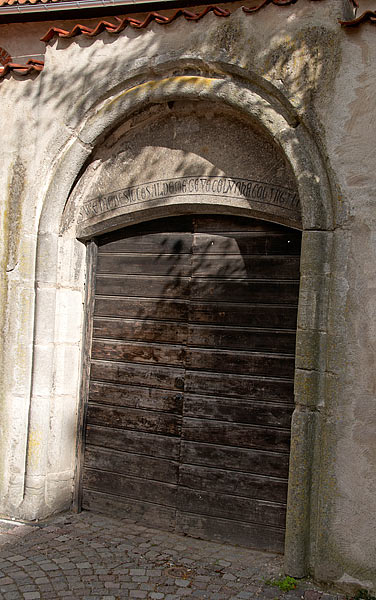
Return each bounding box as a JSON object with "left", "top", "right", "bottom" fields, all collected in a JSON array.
[
  {"left": 19, "top": 584, "right": 38, "bottom": 592},
  {"left": 0, "top": 584, "right": 18, "bottom": 593},
  {"left": 175, "top": 579, "right": 191, "bottom": 587},
  {"left": 42, "top": 563, "right": 59, "bottom": 571},
  {"left": 120, "top": 582, "right": 139, "bottom": 590},
  {"left": 304, "top": 592, "right": 322, "bottom": 600},
  {"left": 131, "top": 568, "right": 146, "bottom": 575}
]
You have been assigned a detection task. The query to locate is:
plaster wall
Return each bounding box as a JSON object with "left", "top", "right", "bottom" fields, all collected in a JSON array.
[{"left": 0, "top": 0, "right": 375, "bottom": 590}]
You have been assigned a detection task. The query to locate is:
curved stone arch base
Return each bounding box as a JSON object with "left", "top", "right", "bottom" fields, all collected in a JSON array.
[
  {"left": 22, "top": 66, "right": 334, "bottom": 580},
  {"left": 76, "top": 195, "right": 303, "bottom": 241}
]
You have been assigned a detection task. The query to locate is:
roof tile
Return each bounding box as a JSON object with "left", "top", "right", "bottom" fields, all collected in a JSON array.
[
  {"left": 0, "top": 0, "right": 61, "bottom": 6},
  {"left": 0, "top": 59, "right": 44, "bottom": 79},
  {"left": 0, "top": 47, "right": 12, "bottom": 65},
  {"left": 40, "top": 5, "right": 230, "bottom": 42}
]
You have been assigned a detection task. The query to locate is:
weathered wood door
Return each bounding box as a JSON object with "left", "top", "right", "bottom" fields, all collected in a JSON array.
[{"left": 81, "top": 214, "right": 301, "bottom": 552}]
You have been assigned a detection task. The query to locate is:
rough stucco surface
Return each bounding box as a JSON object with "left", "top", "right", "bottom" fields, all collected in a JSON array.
[{"left": 0, "top": 0, "right": 376, "bottom": 591}]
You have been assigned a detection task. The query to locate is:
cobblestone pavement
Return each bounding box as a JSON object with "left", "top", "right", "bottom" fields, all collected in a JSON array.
[{"left": 0, "top": 511, "right": 346, "bottom": 600}]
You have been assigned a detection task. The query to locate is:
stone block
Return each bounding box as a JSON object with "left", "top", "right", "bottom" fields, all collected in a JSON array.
[
  {"left": 295, "top": 330, "right": 328, "bottom": 372},
  {"left": 298, "top": 274, "right": 330, "bottom": 332},
  {"left": 53, "top": 344, "right": 81, "bottom": 397},
  {"left": 294, "top": 369, "right": 322, "bottom": 408},
  {"left": 30, "top": 344, "right": 55, "bottom": 398},
  {"left": 35, "top": 233, "right": 59, "bottom": 285},
  {"left": 33, "top": 286, "right": 57, "bottom": 346},
  {"left": 57, "top": 237, "right": 86, "bottom": 289},
  {"left": 55, "top": 288, "right": 84, "bottom": 345},
  {"left": 301, "top": 231, "right": 333, "bottom": 275}
]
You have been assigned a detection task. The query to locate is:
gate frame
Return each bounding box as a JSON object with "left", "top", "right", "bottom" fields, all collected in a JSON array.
[{"left": 29, "top": 60, "right": 334, "bottom": 578}]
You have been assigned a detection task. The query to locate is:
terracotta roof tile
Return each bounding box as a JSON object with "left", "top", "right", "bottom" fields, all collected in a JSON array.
[
  {"left": 41, "top": 5, "right": 230, "bottom": 42},
  {"left": 0, "top": 47, "right": 12, "bottom": 65},
  {"left": 0, "top": 0, "right": 61, "bottom": 6},
  {"left": 0, "top": 59, "right": 44, "bottom": 79}
]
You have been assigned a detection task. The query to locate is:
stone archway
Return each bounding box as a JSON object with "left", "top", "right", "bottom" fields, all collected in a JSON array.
[{"left": 25, "top": 64, "right": 334, "bottom": 578}]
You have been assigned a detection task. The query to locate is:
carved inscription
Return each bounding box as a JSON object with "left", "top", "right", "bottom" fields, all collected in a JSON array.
[{"left": 78, "top": 176, "right": 300, "bottom": 223}]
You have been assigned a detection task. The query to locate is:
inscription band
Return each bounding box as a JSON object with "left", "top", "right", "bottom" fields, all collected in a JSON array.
[{"left": 78, "top": 176, "right": 300, "bottom": 223}]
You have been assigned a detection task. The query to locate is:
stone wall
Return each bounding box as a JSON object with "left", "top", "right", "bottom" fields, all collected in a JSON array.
[{"left": 1, "top": 0, "right": 376, "bottom": 590}]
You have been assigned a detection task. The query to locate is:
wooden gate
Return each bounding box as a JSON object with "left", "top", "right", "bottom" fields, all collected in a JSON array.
[{"left": 80, "top": 214, "right": 301, "bottom": 552}]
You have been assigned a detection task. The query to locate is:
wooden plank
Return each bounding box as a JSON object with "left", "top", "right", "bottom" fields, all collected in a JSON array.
[
  {"left": 93, "top": 317, "right": 188, "bottom": 344},
  {"left": 74, "top": 240, "right": 97, "bottom": 513},
  {"left": 90, "top": 360, "right": 185, "bottom": 391},
  {"left": 178, "top": 464, "right": 288, "bottom": 503},
  {"left": 188, "top": 324, "right": 296, "bottom": 353},
  {"left": 192, "top": 255, "right": 300, "bottom": 279},
  {"left": 91, "top": 339, "right": 186, "bottom": 368},
  {"left": 193, "top": 232, "right": 301, "bottom": 256},
  {"left": 86, "top": 425, "right": 180, "bottom": 459},
  {"left": 189, "top": 303, "right": 298, "bottom": 328},
  {"left": 99, "top": 232, "right": 192, "bottom": 254},
  {"left": 95, "top": 276, "right": 190, "bottom": 300},
  {"left": 266, "top": 234, "right": 301, "bottom": 256},
  {"left": 176, "top": 487, "right": 286, "bottom": 527},
  {"left": 84, "top": 445, "right": 179, "bottom": 484},
  {"left": 95, "top": 278, "right": 300, "bottom": 304},
  {"left": 97, "top": 254, "right": 191, "bottom": 277},
  {"left": 82, "top": 489, "right": 177, "bottom": 530},
  {"left": 185, "top": 370, "right": 294, "bottom": 402},
  {"left": 193, "top": 215, "right": 293, "bottom": 233},
  {"left": 184, "top": 395, "right": 294, "bottom": 428},
  {"left": 175, "top": 512, "right": 285, "bottom": 553},
  {"left": 94, "top": 297, "right": 188, "bottom": 320},
  {"left": 89, "top": 382, "right": 183, "bottom": 413},
  {"left": 86, "top": 404, "right": 182, "bottom": 436},
  {"left": 98, "top": 215, "right": 193, "bottom": 247},
  {"left": 83, "top": 468, "right": 177, "bottom": 507},
  {"left": 190, "top": 279, "right": 299, "bottom": 303},
  {"left": 94, "top": 298, "right": 298, "bottom": 326},
  {"left": 186, "top": 348, "right": 294, "bottom": 377},
  {"left": 180, "top": 441, "right": 290, "bottom": 478},
  {"left": 182, "top": 418, "right": 290, "bottom": 452}
]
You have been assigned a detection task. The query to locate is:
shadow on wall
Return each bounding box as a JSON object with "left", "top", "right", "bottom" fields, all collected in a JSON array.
[{"left": 2, "top": 3, "right": 341, "bottom": 138}]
